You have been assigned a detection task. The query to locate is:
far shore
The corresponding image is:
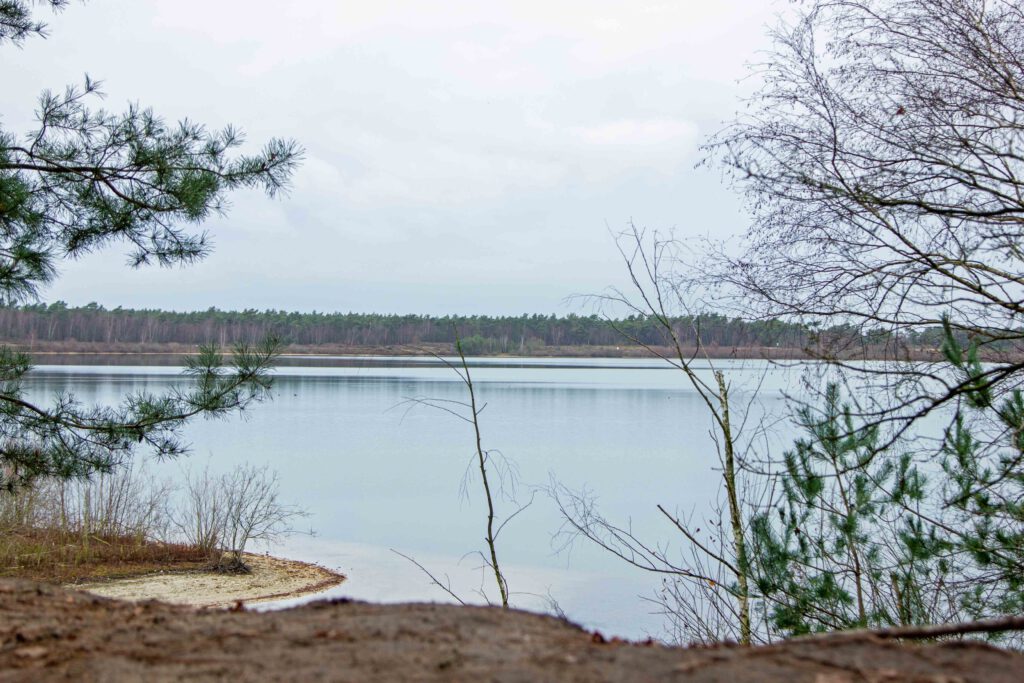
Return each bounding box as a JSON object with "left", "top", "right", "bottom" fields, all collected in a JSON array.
[
  {"left": 0, "top": 340, "right": 956, "bottom": 363},
  {"left": 68, "top": 553, "right": 345, "bottom": 609}
]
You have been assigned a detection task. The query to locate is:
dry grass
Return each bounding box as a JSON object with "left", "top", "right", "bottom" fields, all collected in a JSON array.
[
  {"left": 0, "top": 525, "right": 209, "bottom": 584},
  {"left": 0, "top": 463, "right": 212, "bottom": 584},
  {"left": 0, "top": 461, "right": 305, "bottom": 585}
]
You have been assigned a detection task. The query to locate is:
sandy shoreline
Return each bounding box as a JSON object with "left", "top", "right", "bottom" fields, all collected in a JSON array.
[{"left": 67, "top": 553, "right": 344, "bottom": 608}]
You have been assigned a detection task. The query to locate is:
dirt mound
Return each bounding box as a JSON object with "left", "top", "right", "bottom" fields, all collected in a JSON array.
[{"left": 0, "top": 579, "right": 1020, "bottom": 682}]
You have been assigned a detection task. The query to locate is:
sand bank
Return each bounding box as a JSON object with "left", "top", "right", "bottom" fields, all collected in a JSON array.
[{"left": 68, "top": 553, "right": 344, "bottom": 608}]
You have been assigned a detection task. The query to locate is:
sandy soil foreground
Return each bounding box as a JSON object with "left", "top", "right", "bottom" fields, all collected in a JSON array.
[
  {"left": 0, "top": 578, "right": 1022, "bottom": 682},
  {"left": 67, "top": 554, "right": 344, "bottom": 608}
]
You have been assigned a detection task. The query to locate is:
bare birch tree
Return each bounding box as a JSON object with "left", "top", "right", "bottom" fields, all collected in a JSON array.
[{"left": 553, "top": 226, "right": 776, "bottom": 645}]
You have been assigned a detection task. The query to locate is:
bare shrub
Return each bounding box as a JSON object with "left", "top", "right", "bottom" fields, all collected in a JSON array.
[
  {"left": 169, "top": 463, "right": 307, "bottom": 571},
  {"left": 0, "top": 465, "right": 208, "bottom": 583},
  {"left": 58, "top": 462, "right": 174, "bottom": 540},
  {"left": 0, "top": 459, "right": 306, "bottom": 577},
  {"left": 219, "top": 464, "right": 307, "bottom": 571},
  {"left": 0, "top": 462, "right": 173, "bottom": 541},
  {"left": 0, "top": 482, "right": 46, "bottom": 530},
  {"left": 169, "top": 464, "right": 226, "bottom": 559}
]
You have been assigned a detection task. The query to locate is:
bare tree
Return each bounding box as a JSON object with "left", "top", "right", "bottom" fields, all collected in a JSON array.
[
  {"left": 169, "top": 462, "right": 306, "bottom": 570},
  {"left": 705, "top": 0, "right": 1024, "bottom": 434},
  {"left": 169, "top": 464, "right": 225, "bottom": 558},
  {"left": 398, "top": 333, "right": 526, "bottom": 608},
  {"left": 554, "top": 226, "right": 778, "bottom": 645},
  {"left": 697, "top": 0, "right": 1024, "bottom": 641},
  {"left": 58, "top": 461, "right": 173, "bottom": 540},
  {"left": 219, "top": 464, "right": 308, "bottom": 571}
]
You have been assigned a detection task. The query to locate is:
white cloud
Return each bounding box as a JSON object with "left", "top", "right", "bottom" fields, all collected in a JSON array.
[{"left": 5, "top": 0, "right": 783, "bottom": 314}]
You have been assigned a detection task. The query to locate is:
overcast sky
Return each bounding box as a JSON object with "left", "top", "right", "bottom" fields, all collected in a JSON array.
[{"left": 5, "top": 1, "right": 782, "bottom": 315}]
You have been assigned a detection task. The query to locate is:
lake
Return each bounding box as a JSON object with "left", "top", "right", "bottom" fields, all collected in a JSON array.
[{"left": 22, "top": 356, "right": 806, "bottom": 640}]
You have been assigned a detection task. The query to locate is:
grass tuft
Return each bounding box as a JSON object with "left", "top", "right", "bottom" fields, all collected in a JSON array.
[{"left": 0, "top": 525, "right": 209, "bottom": 584}]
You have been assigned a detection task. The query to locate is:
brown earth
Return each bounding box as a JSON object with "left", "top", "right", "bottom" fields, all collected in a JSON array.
[
  {"left": 0, "top": 579, "right": 1021, "bottom": 682},
  {"left": 5, "top": 339, "right": 842, "bottom": 361},
  {"left": 14, "top": 339, "right": 997, "bottom": 364}
]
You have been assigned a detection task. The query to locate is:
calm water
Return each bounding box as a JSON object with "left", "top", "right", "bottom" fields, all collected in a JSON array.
[{"left": 23, "top": 357, "right": 804, "bottom": 639}]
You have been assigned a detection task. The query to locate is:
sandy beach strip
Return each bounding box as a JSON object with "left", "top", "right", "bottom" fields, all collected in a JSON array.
[{"left": 67, "top": 553, "right": 344, "bottom": 608}]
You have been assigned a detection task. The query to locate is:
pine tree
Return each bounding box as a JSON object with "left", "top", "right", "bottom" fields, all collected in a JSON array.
[
  {"left": 0, "top": 2, "right": 300, "bottom": 489},
  {"left": 749, "top": 336, "right": 1024, "bottom": 641}
]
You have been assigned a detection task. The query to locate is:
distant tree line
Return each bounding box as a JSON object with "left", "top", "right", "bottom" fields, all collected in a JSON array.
[{"left": 0, "top": 302, "right": 977, "bottom": 355}]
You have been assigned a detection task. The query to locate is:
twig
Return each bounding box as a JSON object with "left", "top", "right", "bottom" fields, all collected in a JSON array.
[
  {"left": 390, "top": 549, "right": 467, "bottom": 606},
  {"left": 796, "top": 615, "right": 1024, "bottom": 642},
  {"left": 453, "top": 333, "right": 509, "bottom": 608}
]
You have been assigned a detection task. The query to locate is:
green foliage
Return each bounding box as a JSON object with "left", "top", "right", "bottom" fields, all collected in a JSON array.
[
  {"left": 941, "top": 317, "right": 993, "bottom": 409},
  {"left": 0, "top": 305, "right": 871, "bottom": 352},
  {"left": 453, "top": 334, "right": 495, "bottom": 356},
  {"left": 0, "top": 2, "right": 296, "bottom": 488},
  {"left": 750, "top": 324, "right": 1024, "bottom": 639},
  {"left": 0, "top": 303, "right": 988, "bottom": 356},
  {"left": 684, "top": 0, "right": 1024, "bottom": 643},
  {"left": 1, "top": 76, "right": 299, "bottom": 301},
  {"left": 750, "top": 384, "right": 912, "bottom": 635},
  {"left": 940, "top": 393, "right": 1024, "bottom": 616},
  {"left": 0, "top": 1, "right": 67, "bottom": 45},
  {"left": 0, "top": 337, "right": 282, "bottom": 492}
]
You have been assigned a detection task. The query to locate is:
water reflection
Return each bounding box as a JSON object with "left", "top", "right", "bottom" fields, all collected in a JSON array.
[{"left": 21, "top": 358, "right": 797, "bottom": 639}]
